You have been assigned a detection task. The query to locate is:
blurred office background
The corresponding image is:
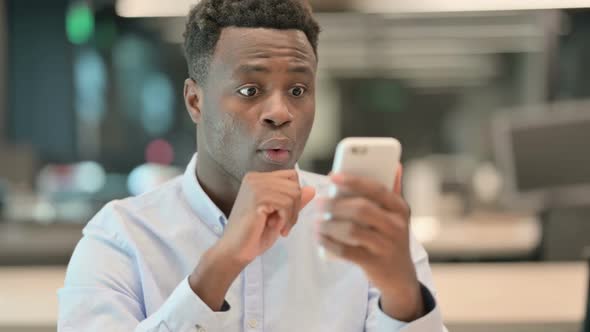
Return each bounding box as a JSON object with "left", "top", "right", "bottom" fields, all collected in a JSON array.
[{"left": 1, "top": 0, "right": 590, "bottom": 331}]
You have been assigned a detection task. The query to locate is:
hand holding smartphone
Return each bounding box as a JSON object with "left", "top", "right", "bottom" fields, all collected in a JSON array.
[{"left": 319, "top": 137, "right": 402, "bottom": 260}]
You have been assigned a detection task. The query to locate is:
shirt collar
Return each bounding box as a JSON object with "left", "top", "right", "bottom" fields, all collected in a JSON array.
[{"left": 181, "top": 154, "right": 227, "bottom": 235}]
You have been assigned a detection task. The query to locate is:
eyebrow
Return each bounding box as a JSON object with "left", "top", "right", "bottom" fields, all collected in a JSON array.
[
  {"left": 288, "top": 65, "right": 313, "bottom": 75},
  {"left": 236, "top": 64, "right": 270, "bottom": 74},
  {"left": 235, "top": 64, "right": 313, "bottom": 75}
]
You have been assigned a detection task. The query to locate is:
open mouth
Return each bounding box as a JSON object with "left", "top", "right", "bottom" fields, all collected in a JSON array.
[
  {"left": 260, "top": 149, "right": 291, "bottom": 164},
  {"left": 257, "top": 137, "right": 294, "bottom": 165}
]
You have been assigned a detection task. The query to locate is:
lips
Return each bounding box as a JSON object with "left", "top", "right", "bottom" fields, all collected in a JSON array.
[{"left": 258, "top": 137, "right": 294, "bottom": 165}]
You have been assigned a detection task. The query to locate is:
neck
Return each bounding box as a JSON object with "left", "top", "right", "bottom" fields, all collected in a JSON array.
[{"left": 195, "top": 149, "right": 242, "bottom": 217}]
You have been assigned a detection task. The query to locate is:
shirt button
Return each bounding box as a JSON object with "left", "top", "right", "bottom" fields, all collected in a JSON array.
[
  {"left": 247, "top": 319, "right": 258, "bottom": 328},
  {"left": 195, "top": 324, "right": 206, "bottom": 332},
  {"left": 213, "top": 225, "right": 223, "bottom": 233}
]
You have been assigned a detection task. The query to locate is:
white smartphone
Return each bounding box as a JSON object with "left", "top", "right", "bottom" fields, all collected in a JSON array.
[
  {"left": 319, "top": 137, "right": 402, "bottom": 260},
  {"left": 329, "top": 137, "right": 402, "bottom": 197}
]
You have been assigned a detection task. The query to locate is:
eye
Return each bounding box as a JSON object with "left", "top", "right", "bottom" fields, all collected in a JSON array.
[
  {"left": 289, "top": 86, "right": 306, "bottom": 97},
  {"left": 238, "top": 86, "right": 260, "bottom": 97}
]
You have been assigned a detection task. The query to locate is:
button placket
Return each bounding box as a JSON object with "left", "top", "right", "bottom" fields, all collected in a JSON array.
[{"left": 243, "top": 257, "right": 263, "bottom": 331}]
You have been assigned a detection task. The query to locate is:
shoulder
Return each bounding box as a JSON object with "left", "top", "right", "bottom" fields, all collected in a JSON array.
[{"left": 82, "top": 176, "right": 184, "bottom": 246}]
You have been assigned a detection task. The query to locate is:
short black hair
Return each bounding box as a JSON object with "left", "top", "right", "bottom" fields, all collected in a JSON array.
[{"left": 183, "top": 0, "right": 320, "bottom": 84}]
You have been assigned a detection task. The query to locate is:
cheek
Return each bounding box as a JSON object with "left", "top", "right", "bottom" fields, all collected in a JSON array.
[
  {"left": 202, "top": 94, "right": 244, "bottom": 141},
  {"left": 204, "top": 111, "right": 236, "bottom": 143},
  {"left": 204, "top": 108, "right": 253, "bottom": 153},
  {"left": 298, "top": 101, "right": 315, "bottom": 135},
  {"left": 225, "top": 114, "right": 250, "bottom": 143},
  {"left": 221, "top": 99, "right": 261, "bottom": 135}
]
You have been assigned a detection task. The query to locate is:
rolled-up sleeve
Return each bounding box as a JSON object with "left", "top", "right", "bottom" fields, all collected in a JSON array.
[{"left": 58, "top": 205, "right": 231, "bottom": 332}]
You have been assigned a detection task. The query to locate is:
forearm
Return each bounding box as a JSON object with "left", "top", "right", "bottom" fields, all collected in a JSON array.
[{"left": 188, "top": 244, "right": 247, "bottom": 311}]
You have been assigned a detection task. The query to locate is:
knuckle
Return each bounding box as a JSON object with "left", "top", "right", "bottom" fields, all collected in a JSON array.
[
  {"left": 337, "top": 242, "right": 350, "bottom": 257},
  {"left": 259, "top": 197, "right": 273, "bottom": 206},
  {"left": 291, "top": 184, "right": 302, "bottom": 197},
  {"left": 341, "top": 245, "right": 363, "bottom": 262},
  {"left": 287, "top": 169, "right": 298, "bottom": 179},
  {"left": 358, "top": 199, "right": 377, "bottom": 220},
  {"left": 345, "top": 222, "right": 356, "bottom": 236},
  {"left": 243, "top": 172, "right": 257, "bottom": 183},
  {"left": 242, "top": 173, "right": 251, "bottom": 183},
  {"left": 279, "top": 196, "right": 293, "bottom": 208},
  {"left": 351, "top": 198, "right": 368, "bottom": 218},
  {"left": 340, "top": 247, "right": 351, "bottom": 258},
  {"left": 348, "top": 223, "right": 362, "bottom": 239},
  {"left": 346, "top": 177, "right": 359, "bottom": 189},
  {"left": 391, "top": 215, "right": 408, "bottom": 232},
  {"left": 376, "top": 183, "right": 388, "bottom": 196},
  {"left": 319, "top": 222, "right": 333, "bottom": 234}
]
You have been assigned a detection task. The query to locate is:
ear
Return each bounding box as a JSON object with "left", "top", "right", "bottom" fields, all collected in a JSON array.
[{"left": 184, "top": 78, "right": 204, "bottom": 125}]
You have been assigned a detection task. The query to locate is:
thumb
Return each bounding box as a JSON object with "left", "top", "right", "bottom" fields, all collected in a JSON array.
[
  {"left": 299, "top": 186, "right": 316, "bottom": 210},
  {"left": 394, "top": 163, "right": 403, "bottom": 195}
]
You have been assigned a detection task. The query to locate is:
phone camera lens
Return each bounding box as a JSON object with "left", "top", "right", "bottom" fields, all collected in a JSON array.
[{"left": 351, "top": 146, "right": 367, "bottom": 154}]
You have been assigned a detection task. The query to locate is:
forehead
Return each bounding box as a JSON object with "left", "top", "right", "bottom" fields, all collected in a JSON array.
[{"left": 210, "top": 27, "right": 317, "bottom": 73}]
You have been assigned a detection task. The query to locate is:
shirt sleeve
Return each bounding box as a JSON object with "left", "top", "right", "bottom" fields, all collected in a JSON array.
[
  {"left": 57, "top": 203, "right": 232, "bottom": 332},
  {"left": 364, "top": 232, "right": 448, "bottom": 332}
]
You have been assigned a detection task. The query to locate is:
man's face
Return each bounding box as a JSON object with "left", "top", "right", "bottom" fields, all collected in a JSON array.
[{"left": 187, "top": 27, "right": 317, "bottom": 181}]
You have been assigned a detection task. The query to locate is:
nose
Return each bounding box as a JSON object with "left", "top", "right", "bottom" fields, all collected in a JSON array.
[{"left": 261, "top": 92, "right": 293, "bottom": 128}]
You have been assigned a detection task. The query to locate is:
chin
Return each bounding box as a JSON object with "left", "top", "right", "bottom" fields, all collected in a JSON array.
[
  {"left": 251, "top": 159, "right": 296, "bottom": 173},
  {"left": 258, "top": 162, "right": 295, "bottom": 172}
]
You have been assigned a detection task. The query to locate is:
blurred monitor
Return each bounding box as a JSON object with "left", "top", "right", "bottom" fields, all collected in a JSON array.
[{"left": 493, "top": 101, "right": 590, "bottom": 210}]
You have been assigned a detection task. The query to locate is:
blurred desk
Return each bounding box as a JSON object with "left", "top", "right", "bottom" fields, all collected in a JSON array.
[
  {"left": 0, "top": 263, "right": 585, "bottom": 332},
  {"left": 0, "top": 266, "right": 64, "bottom": 330},
  {"left": 416, "top": 213, "right": 542, "bottom": 260},
  {"left": 435, "top": 262, "right": 586, "bottom": 324},
  {"left": 0, "top": 222, "right": 84, "bottom": 265}
]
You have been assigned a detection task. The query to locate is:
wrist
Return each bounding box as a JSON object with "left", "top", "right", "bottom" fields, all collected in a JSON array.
[
  {"left": 213, "top": 239, "right": 253, "bottom": 268},
  {"left": 190, "top": 244, "right": 248, "bottom": 286},
  {"left": 188, "top": 244, "right": 248, "bottom": 311},
  {"left": 380, "top": 281, "right": 424, "bottom": 322}
]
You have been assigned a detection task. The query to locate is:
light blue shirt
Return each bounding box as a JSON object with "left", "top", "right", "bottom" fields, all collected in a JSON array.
[{"left": 58, "top": 154, "right": 446, "bottom": 332}]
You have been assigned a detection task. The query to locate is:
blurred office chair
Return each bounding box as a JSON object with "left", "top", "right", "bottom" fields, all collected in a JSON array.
[{"left": 492, "top": 101, "right": 590, "bottom": 260}]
